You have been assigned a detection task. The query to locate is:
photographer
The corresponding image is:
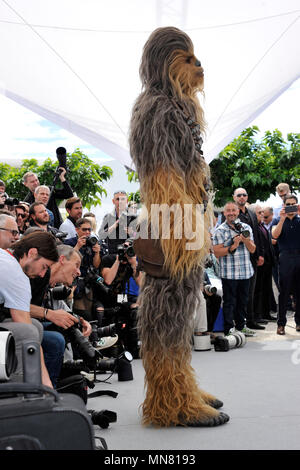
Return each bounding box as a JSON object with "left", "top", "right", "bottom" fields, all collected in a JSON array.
[
  {"left": 213, "top": 201, "right": 256, "bottom": 337},
  {"left": 59, "top": 197, "right": 83, "bottom": 240},
  {"left": 272, "top": 194, "right": 300, "bottom": 335},
  {"left": 23, "top": 164, "right": 73, "bottom": 229},
  {"left": 34, "top": 185, "right": 55, "bottom": 226},
  {"left": 63, "top": 218, "right": 101, "bottom": 275},
  {"left": 203, "top": 270, "right": 222, "bottom": 334},
  {"left": 63, "top": 217, "right": 102, "bottom": 323},
  {"left": 100, "top": 239, "right": 143, "bottom": 357},
  {"left": 14, "top": 204, "right": 27, "bottom": 235},
  {"left": 0, "top": 179, "right": 19, "bottom": 211},
  {"left": 29, "top": 244, "right": 93, "bottom": 387},
  {"left": 0, "top": 225, "right": 59, "bottom": 387},
  {"left": 28, "top": 202, "right": 64, "bottom": 241},
  {"left": 98, "top": 190, "right": 137, "bottom": 254}
]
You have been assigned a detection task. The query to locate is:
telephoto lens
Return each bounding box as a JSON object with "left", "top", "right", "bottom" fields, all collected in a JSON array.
[
  {"left": 214, "top": 331, "right": 246, "bottom": 351},
  {"left": 204, "top": 284, "right": 217, "bottom": 295}
]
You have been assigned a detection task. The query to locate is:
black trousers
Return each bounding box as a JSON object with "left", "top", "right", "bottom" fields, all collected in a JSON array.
[
  {"left": 278, "top": 253, "right": 300, "bottom": 327},
  {"left": 254, "top": 262, "right": 273, "bottom": 319},
  {"left": 221, "top": 278, "right": 250, "bottom": 335},
  {"left": 246, "top": 266, "right": 257, "bottom": 322}
]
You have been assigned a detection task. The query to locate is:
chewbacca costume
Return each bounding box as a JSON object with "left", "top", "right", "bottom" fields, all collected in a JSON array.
[{"left": 130, "top": 27, "right": 229, "bottom": 427}]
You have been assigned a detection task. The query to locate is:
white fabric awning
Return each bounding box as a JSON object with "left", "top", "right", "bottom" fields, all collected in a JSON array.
[{"left": 0, "top": 0, "right": 299, "bottom": 168}]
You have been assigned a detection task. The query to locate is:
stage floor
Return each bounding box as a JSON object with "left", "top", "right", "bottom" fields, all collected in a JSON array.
[{"left": 90, "top": 312, "right": 300, "bottom": 451}]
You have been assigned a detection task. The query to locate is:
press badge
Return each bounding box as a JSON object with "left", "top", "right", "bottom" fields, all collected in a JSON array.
[{"left": 117, "top": 294, "right": 128, "bottom": 303}]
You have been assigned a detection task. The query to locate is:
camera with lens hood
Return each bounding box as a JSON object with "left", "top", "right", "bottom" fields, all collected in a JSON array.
[
  {"left": 232, "top": 221, "right": 250, "bottom": 239},
  {"left": 203, "top": 283, "right": 217, "bottom": 295},
  {"left": 0, "top": 328, "right": 17, "bottom": 382},
  {"left": 214, "top": 331, "right": 246, "bottom": 352},
  {"left": 46, "top": 285, "right": 99, "bottom": 369},
  {"left": 117, "top": 240, "right": 135, "bottom": 261},
  {"left": 0, "top": 192, "right": 19, "bottom": 208}
]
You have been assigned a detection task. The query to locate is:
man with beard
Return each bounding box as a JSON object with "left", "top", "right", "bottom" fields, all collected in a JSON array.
[
  {"left": 213, "top": 202, "right": 256, "bottom": 336},
  {"left": 23, "top": 169, "right": 73, "bottom": 229},
  {"left": 29, "top": 202, "right": 59, "bottom": 238},
  {"left": 59, "top": 197, "right": 83, "bottom": 240},
  {"left": 0, "top": 223, "right": 58, "bottom": 386},
  {"left": 34, "top": 185, "right": 54, "bottom": 226}
]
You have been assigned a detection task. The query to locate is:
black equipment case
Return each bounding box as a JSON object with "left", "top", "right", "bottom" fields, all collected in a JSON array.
[{"left": 0, "top": 341, "right": 98, "bottom": 450}]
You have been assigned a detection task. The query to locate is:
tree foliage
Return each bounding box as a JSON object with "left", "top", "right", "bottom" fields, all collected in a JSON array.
[
  {"left": 126, "top": 170, "right": 140, "bottom": 203},
  {"left": 209, "top": 126, "right": 300, "bottom": 206},
  {"left": 1, "top": 148, "right": 113, "bottom": 209}
]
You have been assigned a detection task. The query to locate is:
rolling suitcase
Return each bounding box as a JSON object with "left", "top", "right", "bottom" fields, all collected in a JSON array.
[{"left": 0, "top": 340, "right": 101, "bottom": 450}]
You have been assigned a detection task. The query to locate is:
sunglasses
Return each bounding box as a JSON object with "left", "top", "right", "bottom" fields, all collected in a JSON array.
[
  {"left": 80, "top": 227, "right": 91, "bottom": 232},
  {"left": 236, "top": 193, "right": 247, "bottom": 197},
  {"left": 0, "top": 227, "right": 19, "bottom": 237},
  {"left": 279, "top": 193, "right": 287, "bottom": 198},
  {"left": 263, "top": 215, "right": 270, "bottom": 219},
  {"left": 257, "top": 211, "right": 264, "bottom": 214},
  {"left": 285, "top": 203, "right": 297, "bottom": 206},
  {"left": 16, "top": 213, "right": 26, "bottom": 219}
]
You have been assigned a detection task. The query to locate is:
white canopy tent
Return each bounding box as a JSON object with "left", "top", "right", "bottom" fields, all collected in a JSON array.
[{"left": 0, "top": 0, "right": 299, "bottom": 169}]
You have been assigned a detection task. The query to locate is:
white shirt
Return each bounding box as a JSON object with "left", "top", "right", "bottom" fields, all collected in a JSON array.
[
  {"left": 0, "top": 249, "right": 31, "bottom": 312},
  {"left": 59, "top": 218, "right": 77, "bottom": 240}
]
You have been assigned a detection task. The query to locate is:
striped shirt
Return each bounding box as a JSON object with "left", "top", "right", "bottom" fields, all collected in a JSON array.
[{"left": 212, "top": 219, "right": 254, "bottom": 280}]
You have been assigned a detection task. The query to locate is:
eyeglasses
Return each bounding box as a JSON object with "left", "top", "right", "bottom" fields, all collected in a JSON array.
[
  {"left": 257, "top": 211, "right": 264, "bottom": 214},
  {"left": 279, "top": 193, "right": 287, "bottom": 198},
  {"left": 0, "top": 227, "right": 19, "bottom": 237},
  {"left": 16, "top": 213, "right": 26, "bottom": 219},
  {"left": 236, "top": 193, "right": 247, "bottom": 197},
  {"left": 80, "top": 227, "right": 91, "bottom": 232}
]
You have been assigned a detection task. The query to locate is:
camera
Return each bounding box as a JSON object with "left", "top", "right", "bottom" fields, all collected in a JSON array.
[
  {"left": 0, "top": 329, "right": 17, "bottom": 381},
  {"left": 51, "top": 147, "right": 68, "bottom": 188},
  {"left": 97, "top": 321, "right": 126, "bottom": 338},
  {"left": 0, "top": 193, "right": 19, "bottom": 208},
  {"left": 117, "top": 240, "right": 135, "bottom": 261},
  {"left": 85, "top": 235, "right": 98, "bottom": 247},
  {"left": 46, "top": 286, "right": 99, "bottom": 369},
  {"left": 96, "top": 351, "right": 133, "bottom": 381},
  {"left": 285, "top": 205, "right": 298, "bottom": 214},
  {"left": 214, "top": 331, "right": 246, "bottom": 351},
  {"left": 204, "top": 283, "right": 217, "bottom": 295},
  {"left": 53, "top": 230, "right": 68, "bottom": 241},
  {"left": 51, "top": 285, "right": 72, "bottom": 301},
  {"left": 63, "top": 349, "right": 134, "bottom": 382},
  {"left": 83, "top": 267, "right": 111, "bottom": 297},
  {"left": 62, "top": 313, "right": 99, "bottom": 369},
  {"left": 232, "top": 221, "right": 250, "bottom": 238}
]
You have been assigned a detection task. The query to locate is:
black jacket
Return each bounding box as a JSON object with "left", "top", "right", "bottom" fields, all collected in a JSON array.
[{"left": 257, "top": 223, "right": 275, "bottom": 265}]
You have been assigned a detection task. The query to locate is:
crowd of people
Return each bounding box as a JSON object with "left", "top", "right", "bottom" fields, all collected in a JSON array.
[{"left": 0, "top": 171, "right": 299, "bottom": 391}]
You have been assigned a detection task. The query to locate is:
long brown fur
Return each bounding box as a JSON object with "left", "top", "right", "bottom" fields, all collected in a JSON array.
[
  {"left": 140, "top": 167, "right": 212, "bottom": 281},
  {"left": 142, "top": 351, "right": 218, "bottom": 427},
  {"left": 129, "top": 27, "right": 225, "bottom": 427}
]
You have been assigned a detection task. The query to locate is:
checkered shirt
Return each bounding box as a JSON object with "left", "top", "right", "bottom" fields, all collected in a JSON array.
[{"left": 212, "top": 219, "right": 254, "bottom": 280}]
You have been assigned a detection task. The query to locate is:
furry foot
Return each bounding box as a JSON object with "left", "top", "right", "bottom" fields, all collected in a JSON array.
[
  {"left": 206, "top": 398, "right": 223, "bottom": 409},
  {"left": 183, "top": 412, "right": 230, "bottom": 427}
]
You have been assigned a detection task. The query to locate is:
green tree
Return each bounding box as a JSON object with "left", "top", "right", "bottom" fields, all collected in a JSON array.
[
  {"left": 209, "top": 126, "right": 300, "bottom": 206},
  {"left": 2, "top": 149, "right": 113, "bottom": 209},
  {"left": 126, "top": 169, "right": 140, "bottom": 203}
]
